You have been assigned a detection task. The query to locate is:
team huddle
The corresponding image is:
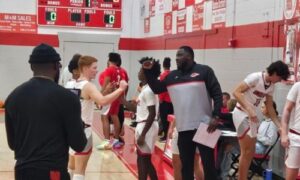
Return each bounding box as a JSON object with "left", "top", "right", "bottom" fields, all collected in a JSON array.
[{"left": 4, "top": 43, "right": 300, "bottom": 180}]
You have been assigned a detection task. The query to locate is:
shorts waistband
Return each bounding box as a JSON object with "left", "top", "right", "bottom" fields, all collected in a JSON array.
[
  {"left": 290, "top": 129, "right": 300, "bottom": 136},
  {"left": 236, "top": 106, "right": 244, "bottom": 112}
]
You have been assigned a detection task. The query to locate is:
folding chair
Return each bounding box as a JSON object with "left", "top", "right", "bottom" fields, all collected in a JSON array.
[
  {"left": 228, "top": 133, "right": 280, "bottom": 179},
  {"left": 248, "top": 133, "right": 280, "bottom": 179}
]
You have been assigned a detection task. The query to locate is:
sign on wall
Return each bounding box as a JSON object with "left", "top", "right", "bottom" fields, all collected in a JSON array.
[
  {"left": 37, "top": 0, "right": 122, "bottom": 29},
  {"left": 0, "top": 13, "right": 37, "bottom": 33},
  {"left": 149, "top": 0, "right": 156, "bottom": 17},
  {"left": 284, "top": 0, "right": 297, "bottom": 20},
  {"left": 144, "top": 17, "right": 150, "bottom": 33},
  {"left": 192, "top": 2, "right": 204, "bottom": 32},
  {"left": 164, "top": 12, "right": 172, "bottom": 35},
  {"left": 212, "top": 0, "right": 226, "bottom": 28},
  {"left": 177, "top": 8, "right": 186, "bottom": 33}
]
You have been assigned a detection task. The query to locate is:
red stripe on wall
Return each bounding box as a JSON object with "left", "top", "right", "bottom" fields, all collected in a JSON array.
[
  {"left": 0, "top": 32, "right": 59, "bottom": 47},
  {"left": 0, "top": 21, "right": 285, "bottom": 50}
]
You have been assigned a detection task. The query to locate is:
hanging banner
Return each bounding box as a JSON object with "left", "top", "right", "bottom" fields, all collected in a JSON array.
[
  {"left": 212, "top": 0, "right": 226, "bottom": 28},
  {"left": 164, "top": 12, "right": 172, "bottom": 35},
  {"left": 172, "top": 0, "right": 179, "bottom": 11},
  {"left": 149, "top": 0, "right": 156, "bottom": 17},
  {"left": 177, "top": 8, "right": 186, "bottom": 34},
  {"left": 0, "top": 13, "right": 37, "bottom": 33},
  {"left": 284, "top": 0, "right": 297, "bottom": 20},
  {"left": 144, "top": 17, "right": 150, "bottom": 33},
  {"left": 192, "top": 2, "right": 204, "bottom": 32},
  {"left": 155, "top": 0, "right": 165, "bottom": 15}
]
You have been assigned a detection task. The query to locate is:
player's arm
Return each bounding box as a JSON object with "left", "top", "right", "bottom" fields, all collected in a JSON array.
[
  {"left": 281, "top": 100, "right": 294, "bottom": 148},
  {"left": 233, "top": 82, "right": 258, "bottom": 122},
  {"left": 86, "top": 81, "right": 127, "bottom": 106},
  {"left": 265, "top": 95, "right": 281, "bottom": 128}
]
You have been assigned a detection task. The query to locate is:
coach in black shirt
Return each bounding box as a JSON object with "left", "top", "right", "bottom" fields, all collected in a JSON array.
[{"left": 5, "top": 43, "right": 87, "bottom": 180}]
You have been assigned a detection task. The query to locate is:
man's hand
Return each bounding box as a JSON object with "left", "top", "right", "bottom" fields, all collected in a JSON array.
[
  {"left": 142, "top": 59, "right": 161, "bottom": 79},
  {"left": 102, "top": 82, "right": 114, "bottom": 95},
  {"left": 137, "top": 135, "right": 145, "bottom": 146},
  {"left": 281, "top": 134, "right": 290, "bottom": 148},
  {"left": 207, "top": 117, "right": 219, "bottom": 133},
  {"left": 119, "top": 80, "right": 128, "bottom": 91}
]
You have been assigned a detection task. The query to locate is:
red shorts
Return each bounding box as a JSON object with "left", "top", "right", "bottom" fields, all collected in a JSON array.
[{"left": 108, "top": 99, "right": 120, "bottom": 115}]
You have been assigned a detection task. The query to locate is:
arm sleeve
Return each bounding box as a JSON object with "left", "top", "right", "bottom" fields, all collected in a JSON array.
[
  {"left": 258, "top": 122, "right": 277, "bottom": 145},
  {"left": 63, "top": 94, "right": 87, "bottom": 152},
  {"left": 4, "top": 101, "right": 15, "bottom": 150},
  {"left": 144, "top": 89, "right": 157, "bottom": 106},
  {"left": 244, "top": 73, "right": 259, "bottom": 88},
  {"left": 287, "top": 82, "right": 300, "bottom": 102},
  {"left": 205, "top": 67, "right": 223, "bottom": 117}
]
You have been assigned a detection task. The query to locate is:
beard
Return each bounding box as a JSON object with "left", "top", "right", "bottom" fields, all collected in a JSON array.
[
  {"left": 54, "top": 70, "right": 60, "bottom": 84},
  {"left": 177, "top": 60, "right": 188, "bottom": 71}
]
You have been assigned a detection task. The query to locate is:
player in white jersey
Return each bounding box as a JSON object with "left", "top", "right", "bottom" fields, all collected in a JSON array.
[
  {"left": 122, "top": 57, "right": 159, "bottom": 180},
  {"left": 65, "top": 56, "right": 127, "bottom": 180},
  {"left": 281, "top": 82, "right": 300, "bottom": 180},
  {"left": 232, "top": 60, "right": 289, "bottom": 180}
]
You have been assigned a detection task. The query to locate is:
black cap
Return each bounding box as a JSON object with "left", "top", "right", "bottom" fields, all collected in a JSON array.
[{"left": 29, "top": 43, "right": 61, "bottom": 64}]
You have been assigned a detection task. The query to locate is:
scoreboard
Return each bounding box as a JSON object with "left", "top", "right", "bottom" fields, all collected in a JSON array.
[{"left": 37, "top": 0, "right": 121, "bottom": 29}]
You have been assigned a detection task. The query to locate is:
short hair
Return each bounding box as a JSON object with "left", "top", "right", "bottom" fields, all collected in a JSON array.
[
  {"left": 222, "top": 92, "right": 231, "bottom": 100},
  {"left": 108, "top": 52, "right": 121, "bottom": 66},
  {"left": 78, "top": 56, "right": 97, "bottom": 72},
  {"left": 163, "top": 57, "right": 171, "bottom": 69},
  {"left": 68, "top": 54, "right": 81, "bottom": 73},
  {"left": 179, "top": 46, "right": 194, "bottom": 59},
  {"left": 267, "top": 60, "right": 290, "bottom": 81}
]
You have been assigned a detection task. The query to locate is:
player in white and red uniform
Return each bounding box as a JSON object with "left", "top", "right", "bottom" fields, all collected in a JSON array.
[
  {"left": 281, "top": 82, "right": 300, "bottom": 180},
  {"left": 232, "top": 60, "right": 289, "bottom": 180},
  {"left": 65, "top": 55, "right": 127, "bottom": 180},
  {"left": 122, "top": 57, "right": 159, "bottom": 180}
]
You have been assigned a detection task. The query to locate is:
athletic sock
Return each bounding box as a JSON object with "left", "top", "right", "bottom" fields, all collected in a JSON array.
[{"left": 73, "top": 174, "right": 85, "bottom": 180}]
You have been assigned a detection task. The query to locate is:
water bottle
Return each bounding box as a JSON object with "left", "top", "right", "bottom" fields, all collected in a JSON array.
[{"left": 263, "top": 168, "right": 272, "bottom": 180}]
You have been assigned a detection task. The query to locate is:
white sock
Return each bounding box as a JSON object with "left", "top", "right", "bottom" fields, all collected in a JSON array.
[
  {"left": 68, "top": 169, "right": 73, "bottom": 178},
  {"left": 73, "top": 174, "right": 85, "bottom": 180}
]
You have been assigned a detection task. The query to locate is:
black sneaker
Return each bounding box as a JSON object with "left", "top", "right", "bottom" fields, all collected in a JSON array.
[{"left": 130, "top": 122, "right": 137, "bottom": 127}]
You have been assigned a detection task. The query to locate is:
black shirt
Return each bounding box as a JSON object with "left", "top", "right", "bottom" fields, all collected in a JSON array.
[{"left": 5, "top": 77, "right": 87, "bottom": 170}]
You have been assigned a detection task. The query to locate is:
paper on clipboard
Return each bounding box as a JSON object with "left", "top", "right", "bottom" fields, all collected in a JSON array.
[{"left": 193, "top": 123, "right": 221, "bottom": 148}]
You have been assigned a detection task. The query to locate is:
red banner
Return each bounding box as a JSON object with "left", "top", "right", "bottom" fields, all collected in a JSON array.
[
  {"left": 192, "top": 3, "right": 204, "bottom": 32},
  {"left": 172, "top": 0, "right": 179, "bottom": 11},
  {"left": 149, "top": 0, "right": 156, "bottom": 17},
  {"left": 144, "top": 17, "right": 150, "bottom": 33},
  {"left": 177, "top": 9, "right": 186, "bottom": 34},
  {"left": 38, "top": 0, "right": 121, "bottom": 29},
  {"left": 212, "top": 0, "right": 226, "bottom": 28},
  {"left": 164, "top": 12, "right": 172, "bottom": 35},
  {"left": 0, "top": 13, "right": 37, "bottom": 33}
]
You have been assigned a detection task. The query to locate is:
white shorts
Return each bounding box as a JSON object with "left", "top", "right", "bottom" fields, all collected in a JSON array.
[
  {"left": 285, "top": 146, "right": 300, "bottom": 168},
  {"left": 232, "top": 107, "right": 259, "bottom": 139},
  {"left": 100, "top": 104, "right": 110, "bottom": 115},
  {"left": 69, "top": 127, "right": 93, "bottom": 155},
  {"left": 135, "top": 121, "right": 159, "bottom": 155},
  {"left": 285, "top": 130, "right": 300, "bottom": 168}
]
